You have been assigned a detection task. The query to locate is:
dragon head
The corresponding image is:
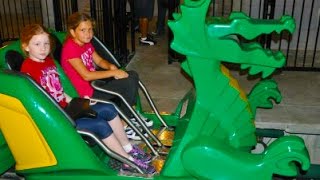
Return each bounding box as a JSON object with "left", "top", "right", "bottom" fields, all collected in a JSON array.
[{"left": 168, "top": 0, "right": 295, "bottom": 78}]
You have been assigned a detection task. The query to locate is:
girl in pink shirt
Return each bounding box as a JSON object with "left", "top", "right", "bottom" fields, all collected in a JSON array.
[{"left": 61, "top": 12, "right": 153, "bottom": 139}]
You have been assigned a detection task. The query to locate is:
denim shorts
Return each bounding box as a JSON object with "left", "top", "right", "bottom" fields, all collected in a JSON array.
[{"left": 75, "top": 103, "right": 118, "bottom": 139}]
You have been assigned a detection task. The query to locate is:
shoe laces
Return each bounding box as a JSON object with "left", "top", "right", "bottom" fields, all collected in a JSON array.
[
  {"left": 134, "top": 159, "right": 156, "bottom": 174},
  {"left": 130, "top": 118, "right": 141, "bottom": 126},
  {"left": 134, "top": 159, "right": 149, "bottom": 169},
  {"left": 131, "top": 145, "right": 146, "bottom": 155},
  {"left": 129, "top": 145, "right": 152, "bottom": 163},
  {"left": 124, "top": 126, "right": 134, "bottom": 133},
  {"left": 131, "top": 117, "right": 153, "bottom": 126},
  {"left": 122, "top": 160, "right": 156, "bottom": 174},
  {"left": 138, "top": 114, "right": 153, "bottom": 125}
]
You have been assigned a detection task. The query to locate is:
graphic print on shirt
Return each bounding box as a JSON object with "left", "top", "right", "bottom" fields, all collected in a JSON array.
[
  {"left": 40, "top": 66, "right": 65, "bottom": 103},
  {"left": 80, "top": 47, "right": 95, "bottom": 71}
]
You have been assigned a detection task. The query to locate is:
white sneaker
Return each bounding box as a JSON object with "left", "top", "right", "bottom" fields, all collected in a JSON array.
[
  {"left": 132, "top": 113, "right": 153, "bottom": 127},
  {"left": 124, "top": 126, "right": 148, "bottom": 141},
  {"left": 139, "top": 37, "right": 156, "bottom": 46}
]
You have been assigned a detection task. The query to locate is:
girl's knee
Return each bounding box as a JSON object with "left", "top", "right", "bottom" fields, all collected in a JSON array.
[
  {"left": 127, "top": 71, "right": 139, "bottom": 81},
  {"left": 93, "top": 103, "right": 118, "bottom": 121},
  {"left": 99, "top": 106, "right": 118, "bottom": 121},
  {"left": 127, "top": 71, "right": 139, "bottom": 88},
  {"left": 75, "top": 118, "right": 113, "bottom": 139},
  {"left": 96, "top": 121, "right": 113, "bottom": 138}
]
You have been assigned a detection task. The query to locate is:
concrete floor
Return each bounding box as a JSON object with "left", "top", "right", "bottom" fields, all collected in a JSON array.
[{"left": 127, "top": 29, "right": 320, "bottom": 164}]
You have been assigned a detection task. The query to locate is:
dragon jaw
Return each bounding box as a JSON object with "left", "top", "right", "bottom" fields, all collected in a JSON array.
[{"left": 168, "top": 0, "right": 296, "bottom": 78}]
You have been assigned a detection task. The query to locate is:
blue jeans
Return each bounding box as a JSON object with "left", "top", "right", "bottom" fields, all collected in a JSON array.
[{"left": 75, "top": 102, "right": 118, "bottom": 139}]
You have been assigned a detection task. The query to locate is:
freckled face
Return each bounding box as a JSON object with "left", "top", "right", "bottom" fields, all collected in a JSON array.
[
  {"left": 71, "top": 20, "right": 94, "bottom": 46},
  {"left": 24, "top": 33, "right": 50, "bottom": 62}
]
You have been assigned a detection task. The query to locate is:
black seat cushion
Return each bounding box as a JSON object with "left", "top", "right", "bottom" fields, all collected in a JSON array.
[
  {"left": 5, "top": 50, "right": 24, "bottom": 71},
  {"left": 51, "top": 35, "right": 63, "bottom": 64}
]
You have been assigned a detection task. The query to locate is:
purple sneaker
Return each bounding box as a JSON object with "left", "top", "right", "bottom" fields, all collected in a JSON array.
[
  {"left": 121, "top": 158, "right": 156, "bottom": 175},
  {"left": 128, "top": 145, "right": 152, "bottom": 163}
]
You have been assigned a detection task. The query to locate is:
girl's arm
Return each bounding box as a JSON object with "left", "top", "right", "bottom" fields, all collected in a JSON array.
[
  {"left": 92, "top": 51, "right": 118, "bottom": 70},
  {"left": 68, "top": 58, "right": 128, "bottom": 81}
]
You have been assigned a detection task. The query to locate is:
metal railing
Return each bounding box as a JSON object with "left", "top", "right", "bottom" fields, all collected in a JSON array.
[
  {"left": 1, "top": 0, "right": 319, "bottom": 70},
  {"left": 211, "top": 0, "right": 320, "bottom": 71},
  {"left": 0, "top": 0, "right": 134, "bottom": 66},
  {"left": 0, "top": 0, "right": 56, "bottom": 44},
  {"left": 169, "top": 0, "right": 320, "bottom": 71}
]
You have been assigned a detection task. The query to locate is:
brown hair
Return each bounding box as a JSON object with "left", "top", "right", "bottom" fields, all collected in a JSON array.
[
  {"left": 20, "top": 24, "right": 52, "bottom": 55},
  {"left": 67, "top": 12, "right": 95, "bottom": 37}
]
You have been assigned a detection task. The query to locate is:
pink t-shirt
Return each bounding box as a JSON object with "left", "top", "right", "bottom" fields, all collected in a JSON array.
[{"left": 61, "top": 37, "right": 96, "bottom": 97}]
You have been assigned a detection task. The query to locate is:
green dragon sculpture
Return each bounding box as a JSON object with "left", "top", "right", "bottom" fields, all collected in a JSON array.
[{"left": 160, "top": 0, "right": 310, "bottom": 179}]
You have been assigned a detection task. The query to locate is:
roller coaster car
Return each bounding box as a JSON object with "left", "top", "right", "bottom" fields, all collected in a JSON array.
[
  {"left": 0, "top": 32, "right": 188, "bottom": 178},
  {"left": 0, "top": 0, "right": 312, "bottom": 179}
]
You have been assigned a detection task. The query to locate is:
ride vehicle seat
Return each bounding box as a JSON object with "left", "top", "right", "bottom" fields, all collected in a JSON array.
[{"left": 0, "top": 39, "right": 145, "bottom": 176}]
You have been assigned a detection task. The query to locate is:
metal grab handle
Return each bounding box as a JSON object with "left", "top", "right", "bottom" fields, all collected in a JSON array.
[
  {"left": 91, "top": 81, "right": 163, "bottom": 149},
  {"left": 89, "top": 98, "right": 160, "bottom": 156},
  {"left": 78, "top": 130, "right": 144, "bottom": 174},
  {"left": 138, "top": 81, "right": 175, "bottom": 139},
  {"left": 138, "top": 81, "right": 169, "bottom": 128}
]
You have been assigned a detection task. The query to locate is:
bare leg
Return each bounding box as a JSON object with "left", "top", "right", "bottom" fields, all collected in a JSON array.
[
  {"left": 108, "top": 116, "right": 131, "bottom": 146},
  {"left": 102, "top": 133, "right": 130, "bottom": 159},
  {"left": 139, "top": 17, "right": 149, "bottom": 38}
]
